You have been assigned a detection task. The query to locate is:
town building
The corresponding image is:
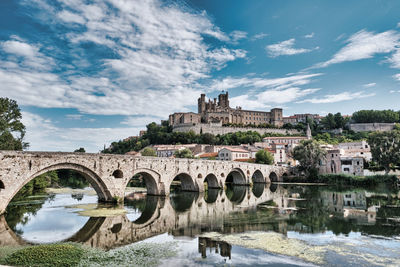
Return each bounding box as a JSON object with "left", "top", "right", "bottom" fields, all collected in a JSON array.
[
  {"left": 169, "top": 92, "right": 284, "bottom": 127},
  {"left": 218, "top": 147, "right": 250, "bottom": 161}
]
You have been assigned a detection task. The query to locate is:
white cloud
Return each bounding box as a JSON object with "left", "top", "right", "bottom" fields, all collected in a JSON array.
[
  {"left": 388, "top": 49, "right": 400, "bottom": 68},
  {"left": 266, "top": 38, "right": 315, "bottom": 57},
  {"left": 393, "top": 73, "right": 400, "bottom": 81},
  {"left": 304, "top": 32, "right": 314, "bottom": 38},
  {"left": 297, "top": 91, "right": 375, "bottom": 104},
  {"left": 230, "top": 30, "right": 247, "bottom": 43},
  {"left": 57, "top": 10, "right": 85, "bottom": 24},
  {"left": 251, "top": 33, "right": 268, "bottom": 41},
  {"left": 315, "top": 29, "right": 400, "bottom": 68},
  {"left": 210, "top": 73, "right": 322, "bottom": 109},
  {"left": 363, "top": 82, "right": 376, "bottom": 88},
  {"left": 121, "top": 116, "right": 164, "bottom": 127},
  {"left": 22, "top": 112, "right": 141, "bottom": 152},
  {"left": 0, "top": 0, "right": 246, "bottom": 117}
]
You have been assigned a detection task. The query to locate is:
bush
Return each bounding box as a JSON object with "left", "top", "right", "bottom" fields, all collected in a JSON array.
[
  {"left": 316, "top": 174, "right": 398, "bottom": 187},
  {"left": 2, "top": 243, "right": 84, "bottom": 267}
]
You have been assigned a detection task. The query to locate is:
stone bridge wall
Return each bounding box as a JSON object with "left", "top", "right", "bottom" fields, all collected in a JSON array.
[{"left": 0, "top": 151, "right": 290, "bottom": 214}]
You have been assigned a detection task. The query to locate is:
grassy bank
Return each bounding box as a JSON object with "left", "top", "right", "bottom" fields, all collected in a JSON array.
[
  {"left": 284, "top": 174, "right": 398, "bottom": 188},
  {"left": 0, "top": 242, "right": 178, "bottom": 267}
]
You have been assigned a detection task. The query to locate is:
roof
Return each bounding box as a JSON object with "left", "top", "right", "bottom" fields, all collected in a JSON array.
[
  {"left": 219, "top": 147, "right": 250, "bottom": 153},
  {"left": 199, "top": 152, "right": 218, "bottom": 158},
  {"left": 263, "top": 136, "right": 307, "bottom": 140}
]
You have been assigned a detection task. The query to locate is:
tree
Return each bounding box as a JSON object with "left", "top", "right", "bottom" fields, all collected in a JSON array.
[
  {"left": 292, "top": 140, "right": 327, "bottom": 177},
  {"left": 334, "top": 112, "right": 345, "bottom": 129},
  {"left": 141, "top": 147, "right": 157, "bottom": 157},
  {"left": 0, "top": 97, "right": 28, "bottom": 150},
  {"left": 352, "top": 110, "right": 400, "bottom": 123},
  {"left": 368, "top": 130, "right": 400, "bottom": 174},
  {"left": 174, "top": 148, "right": 193, "bottom": 158},
  {"left": 321, "top": 113, "right": 336, "bottom": 129},
  {"left": 255, "top": 150, "right": 274, "bottom": 165},
  {"left": 74, "top": 147, "right": 86, "bottom": 153}
]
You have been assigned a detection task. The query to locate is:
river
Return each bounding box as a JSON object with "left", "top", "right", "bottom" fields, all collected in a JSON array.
[{"left": 1, "top": 183, "right": 400, "bottom": 266}]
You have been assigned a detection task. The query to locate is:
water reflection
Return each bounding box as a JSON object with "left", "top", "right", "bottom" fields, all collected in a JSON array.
[{"left": 1, "top": 184, "right": 400, "bottom": 252}]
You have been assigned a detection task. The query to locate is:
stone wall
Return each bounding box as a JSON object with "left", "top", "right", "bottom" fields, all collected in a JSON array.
[
  {"left": 349, "top": 123, "right": 395, "bottom": 132},
  {"left": 172, "top": 123, "right": 301, "bottom": 135}
]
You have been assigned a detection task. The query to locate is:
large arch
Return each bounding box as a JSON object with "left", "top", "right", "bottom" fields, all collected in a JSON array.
[
  {"left": 171, "top": 173, "right": 198, "bottom": 192},
  {"left": 128, "top": 169, "right": 161, "bottom": 195},
  {"left": 251, "top": 170, "right": 265, "bottom": 184},
  {"left": 225, "top": 168, "right": 247, "bottom": 185},
  {"left": 204, "top": 174, "right": 220, "bottom": 189},
  {"left": 6, "top": 163, "right": 113, "bottom": 208},
  {"left": 269, "top": 172, "right": 279, "bottom": 183}
]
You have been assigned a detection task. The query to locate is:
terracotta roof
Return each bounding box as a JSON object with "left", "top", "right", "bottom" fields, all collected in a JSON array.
[{"left": 199, "top": 152, "right": 218, "bottom": 158}]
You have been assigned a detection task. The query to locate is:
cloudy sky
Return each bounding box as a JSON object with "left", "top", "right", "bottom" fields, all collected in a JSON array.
[{"left": 1, "top": 0, "right": 400, "bottom": 152}]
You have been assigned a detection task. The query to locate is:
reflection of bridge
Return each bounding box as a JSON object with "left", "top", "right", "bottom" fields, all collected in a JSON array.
[
  {"left": 0, "top": 184, "right": 291, "bottom": 250},
  {"left": 0, "top": 151, "right": 290, "bottom": 214}
]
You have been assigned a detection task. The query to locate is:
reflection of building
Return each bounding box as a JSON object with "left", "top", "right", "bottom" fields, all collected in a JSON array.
[
  {"left": 169, "top": 92, "right": 284, "bottom": 127},
  {"left": 198, "top": 237, "right": 232, "bottom": 259},
  {"left": 320, "top": 191, "right": 378, "bottom": 224}
]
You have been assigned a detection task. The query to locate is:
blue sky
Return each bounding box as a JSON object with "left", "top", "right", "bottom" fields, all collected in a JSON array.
[{"left": 1, "top": 0, "right": 400, "bottom": 152}]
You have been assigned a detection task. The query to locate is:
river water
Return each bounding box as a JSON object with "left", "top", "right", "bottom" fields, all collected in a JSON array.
[{"left": 1, "top": 184, "right": 400, "bottom": 266}]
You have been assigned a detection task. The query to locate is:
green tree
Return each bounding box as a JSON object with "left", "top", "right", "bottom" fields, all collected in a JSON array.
[
  {"left": 334, "top": 112, "right": 345, "bottom": 129},
  {"left": 74, "top": 147, "right": 86, "bottom": 153},
  {"left": 368, "top": 130, "right": 400, "bottom": 174},
  {"left": 0, "top": 97, "right": 28, "bottom": 150},
  {"left": 292, "top": 140, "right": 327, "bottom": 177},
  {"left": 174, "top": 148, "right": 193, "bottom": 158},
  {"left": 141, "top": 147, "right": 157, "bottom": 157},
  {"left": 321, "top": 113, "right": 336, "bottom": 129},
  {"left": 255, "top": 149, "right": 274, "bottom": 165},
  {"left": 352, "top": 110, "right": 400, "bottom": 123}
]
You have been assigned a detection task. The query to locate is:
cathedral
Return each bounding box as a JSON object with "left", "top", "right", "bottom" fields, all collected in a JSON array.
[{"left": 169, "top": 92, "right": 283, "bottom": 127}]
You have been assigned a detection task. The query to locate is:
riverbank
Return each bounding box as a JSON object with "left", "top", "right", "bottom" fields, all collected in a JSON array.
[{"left": 283, "top": 174, "right": 399, "bottom": 188}]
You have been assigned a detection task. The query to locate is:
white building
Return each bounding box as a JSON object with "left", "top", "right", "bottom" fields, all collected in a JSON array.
[{"left": 218, "top": 147, "right": 250, "bottom": 161}]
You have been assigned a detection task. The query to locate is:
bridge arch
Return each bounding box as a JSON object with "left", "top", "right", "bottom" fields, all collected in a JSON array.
[
  {"left": 129, "top": 168, "right": 161, "bottom": 195},
  {"left": 225, "top": 168, "right": 246, "bottom": 185},
  {"left": 269, "top": 172, "right": 279, "bottom": 183},
  {"left": 9, "top": 163, "right": 113, "bottom": 206},
  {"left": 204, "top": 174, "right": 220, "bottom": 189},
  {"left": 171, "top": 173, "right": 198, "bottom": 192},
  {"left": 251, "top": 170, "right": 265, "bottom": 184}
]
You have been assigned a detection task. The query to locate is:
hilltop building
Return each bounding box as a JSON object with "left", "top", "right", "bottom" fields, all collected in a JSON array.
[{"left": 169, "top": 92, "right": 284, "bottom": 127}]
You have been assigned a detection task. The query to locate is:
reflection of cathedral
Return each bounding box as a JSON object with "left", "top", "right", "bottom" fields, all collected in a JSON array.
[{"left": 169, "top": 92, "right": 283, "bottom": 127}]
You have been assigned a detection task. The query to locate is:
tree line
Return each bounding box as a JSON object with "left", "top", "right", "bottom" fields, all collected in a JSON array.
[{"left": 102, "top": 121, "right": 293, "bottom": 154}]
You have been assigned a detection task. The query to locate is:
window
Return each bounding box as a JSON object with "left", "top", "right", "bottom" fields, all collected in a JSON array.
[{"left": 344, "top": 168, "right": 350, "bottom": 172}]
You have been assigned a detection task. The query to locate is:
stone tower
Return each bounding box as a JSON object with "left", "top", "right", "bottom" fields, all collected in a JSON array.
[
  {"left": 306, "top": 123, "right": 312, "bottom": 139},
  {"left": 218, "top": 91, "right": 229, "bottom": 109},
  {"left": 198, "top": 94, "right": 206, "bottom": 114}
]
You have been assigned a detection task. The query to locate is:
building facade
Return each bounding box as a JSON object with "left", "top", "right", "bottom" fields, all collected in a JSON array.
[{"left": 169, "top": 92, "right": 283, "bottom": 127}]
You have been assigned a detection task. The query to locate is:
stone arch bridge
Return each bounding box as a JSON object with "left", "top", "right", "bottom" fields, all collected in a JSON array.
[{"left": 0, "top": 151, "right": 290, "bottom": 214}]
